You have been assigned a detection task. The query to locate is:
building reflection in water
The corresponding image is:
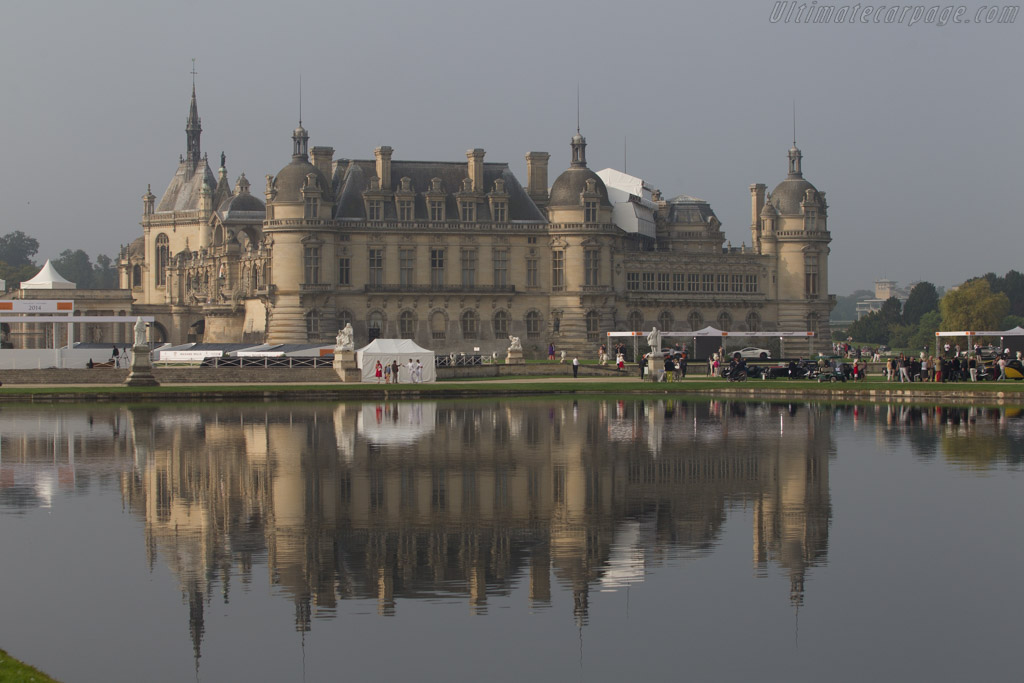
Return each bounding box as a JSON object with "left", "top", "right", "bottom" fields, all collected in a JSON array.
[{"left": 3, "top": 400, "right": 1021, "bottom": 665}]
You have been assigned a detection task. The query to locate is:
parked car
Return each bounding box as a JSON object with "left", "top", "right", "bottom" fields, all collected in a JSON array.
[{"left": 736, "top": 347, "right": 771, "bottom": 360}]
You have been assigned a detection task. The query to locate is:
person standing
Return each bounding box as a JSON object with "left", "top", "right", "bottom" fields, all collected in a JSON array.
[
  {"left": 548, "top": 343, "right": 555, "bottom": 360},
  {"left": 375, "top": 360, "right": 383, "bottom": 383},
  {"left": 111, "top": 345, "right": 120, "bottom": 368},
  {"left": 969, "top": 355, "right": 978, "bottom": 382},
  {"left": 997, "top": 355, "right": 1007, "bottom": 380},
  {"left": 407, "top": 358, "right": 416, "bottom": 383},
  {"left": 572, "top": 356, "right": 579, "bottom": 378},
  {"left": 639, "top": 354, "right": 647, "bottom": 380},
  {"left": 391, "top": 360, "right": 400, "bottom": 383}
]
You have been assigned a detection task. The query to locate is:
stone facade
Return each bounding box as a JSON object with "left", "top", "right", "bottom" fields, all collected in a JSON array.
[{"left": 119, "top": 87, "right": 834, "bottom": 356}]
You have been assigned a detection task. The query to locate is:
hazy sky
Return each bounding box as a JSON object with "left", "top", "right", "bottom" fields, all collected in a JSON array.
[{"left": 1, "top": 0, "right": 1020, "bottom": 294}]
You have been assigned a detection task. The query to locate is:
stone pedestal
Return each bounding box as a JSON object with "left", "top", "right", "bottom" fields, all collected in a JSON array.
[
  {"left": 505, "top": 349, "right": 525, "bottom": 365},
  {"left": 333, "top": 349, "right": 362, "bottom": 382},
  {"left": 124, "top": 345, "right": 160, "bottom": 387}
]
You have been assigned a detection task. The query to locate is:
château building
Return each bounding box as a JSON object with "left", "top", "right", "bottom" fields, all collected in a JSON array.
[{"left": 119, "top": 85, "right": 834, "bottom": 356}]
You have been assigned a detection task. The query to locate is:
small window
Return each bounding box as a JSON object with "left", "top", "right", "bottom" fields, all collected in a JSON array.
[
  {"left": 338, "top": 258, "right": 350, "bottom": 286},
  {"left": 584, "top": 200, "right": 598, "bottom": 223},
  {"left": 627, "top": 272, "right": 639, "bottom": 291},
  {"left": 367, "top": 200, "right": 383, "bottom": 221}
]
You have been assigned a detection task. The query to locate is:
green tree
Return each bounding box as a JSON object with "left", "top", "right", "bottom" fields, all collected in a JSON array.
[
  {"left": 0, "top": 230, "right": 39, "bottom": 267},
  {"left": 52, "top": 249, "right": 94, "bottom": 288},
  {"left": 830, "top": 289, "right": 872, "bottom": 321},
  {"left": 902, "top": 281, "right": 939, "bottom": 325},
  {"left": 908, "top": 310, "right": 942, "bottom": 351},
  {"left": 984, "top": 270, "right": 1024, "bottom": 317},
  {"left": 940, "top": 279, "right": 1009, "bottom": 332},
  {"left": 92, "top": 254, "right": 119, "bottom": 289},
  {"left": 847, "top": 309, "right": 889, "bottom": 344}
]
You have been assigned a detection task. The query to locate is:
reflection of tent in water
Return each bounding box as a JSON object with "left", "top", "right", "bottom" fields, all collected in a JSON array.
[{"left": 357, "top": 402, "right": 437, "bottom": 445}]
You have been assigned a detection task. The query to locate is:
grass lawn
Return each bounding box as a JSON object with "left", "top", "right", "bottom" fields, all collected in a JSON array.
[{"left": 0, "top": 649, "right": 60, "bottom": 683}]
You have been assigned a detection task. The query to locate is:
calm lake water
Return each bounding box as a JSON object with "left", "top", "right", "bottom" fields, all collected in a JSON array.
[{"left": 1, "top": 398, "right": 1022, "bottom": 683}]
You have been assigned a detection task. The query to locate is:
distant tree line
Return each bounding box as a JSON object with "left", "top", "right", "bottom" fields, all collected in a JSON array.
[
  {"left": 0, "top": 230, "right": 118, "bottom": 291},
  {"left": 843, "top": 272, "right": 1024, "bottom": 350}
]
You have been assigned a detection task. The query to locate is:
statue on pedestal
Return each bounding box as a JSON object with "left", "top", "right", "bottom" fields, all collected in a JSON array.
[
  {"left": 647, "top": 327, "right": 662, "bottom": 355},
  {"left": 134, "top": 317, "right": 148, "bottom": 348},
  {"left": 508, "top": 335, "right": 522, "bottom": 352},
  {"left": 336, "top": 323, "right": 355, "bottom": 352}
]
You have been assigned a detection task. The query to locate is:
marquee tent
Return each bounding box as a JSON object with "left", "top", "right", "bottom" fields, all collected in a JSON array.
[
  {"left": 356, "top": 338, "right": 436, "bottom": 383},
  {"left": 20, "top": 260, "right": 77, "bottom": 289}
]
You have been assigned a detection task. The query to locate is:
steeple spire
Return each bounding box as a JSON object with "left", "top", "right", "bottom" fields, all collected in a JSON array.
[{"left": 186, "top": 59, "right": 202, "bottom": 172}]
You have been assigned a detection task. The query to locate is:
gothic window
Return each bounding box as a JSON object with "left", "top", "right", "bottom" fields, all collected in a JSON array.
[
  {"left": 132, "top": 265, "right": 142, "bottom": 289},
  {"left": 493, "top": 310, "right": 509, "bottom": 337},
  {"left": 461, "top": 309, "right": 478, "bottom": 339},
  {"left": 155, "top": 234, "right": 169, "bottom": 287},
  {"left": 658, "top": 311, "right": 674, "bottom": 331}
]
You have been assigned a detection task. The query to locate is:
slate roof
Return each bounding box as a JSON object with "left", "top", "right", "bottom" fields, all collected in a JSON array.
[
  {"left": 156, "top": 159, "right": 217, "bottom": 212},
  {"left": 664, "top": 195, "right": 718, "bottom": 225},
  {"left": 332, "top": 160, "right": 546, "bottom": 223}
]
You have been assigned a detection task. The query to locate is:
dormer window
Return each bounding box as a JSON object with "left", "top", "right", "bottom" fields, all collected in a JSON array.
[
  {"left": 426, "top": 177, "right": 445, "bottom": 222},
  {"left": 304, "top": 197, "right": 318, "bottom": 219},
  {"left": 398, "top": 199, "right": 413, "bottom": 221},
  {"left": 429, "top": 199, "right": 445, "bottom": 222},
  {"left": 460, "top": 201, "right": 476, "bottom": 222},
  {"left": 492, "top": 201, "right": 507, "bottom": 223},
  {"left": 368, "top": 199, "right": 383, "bottom": 221}
]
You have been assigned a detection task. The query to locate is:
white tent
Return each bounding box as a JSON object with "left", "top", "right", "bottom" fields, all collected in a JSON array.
[
  {"left": 21, "top": 260, "right": 77, "bottom": 289},
  {"left": 356, "top": 338, "right": 436, "bottom": 383}
]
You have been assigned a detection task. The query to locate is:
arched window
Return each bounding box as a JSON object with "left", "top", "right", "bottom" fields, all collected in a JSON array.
[
  {"left": 687, "top": 310, "right": 703, "bottom": 331},
  {"left": 525, "top": 311, "right": 542, "bottom": 338},
  {"left": 368, "top": 311, "right": 384, "bottom": 341},
  {"left": 586, "top": 310, "right": 600, "bottom": 341},
  {"left": 658, "top": 311, "right": 674, "bottom": 332},
  {"left": 493, "top": 310, "right": 509, "bottom": 337},
  {"left": 155, "top": 234, "right": 169, "bottom": 287},
  {"left": 627, "top": 310, "right": 643, "bottom": 331},
  {"left": 746, "top": 311, "right": 761, "bottom": 332},
  {"left": 399, "top": 310, "right": 416, "bottom": 339},
  {"left": 338, "top": 310, "right": 353, "bottom": 331},
  {"left": 717, "top": 311, "right": 732, "bottom": 331},
  {"left": 461, "top": 310, "right": 478, "bottom": 339},
  {"left": 132, "top": 265, "right": 142, "bottom": 289},
  {"left": 431, "top": 311, "right": 446, "bottom": 340}
]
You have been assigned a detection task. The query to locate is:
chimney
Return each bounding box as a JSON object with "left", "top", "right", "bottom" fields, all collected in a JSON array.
[
  {"left": 374, "top": 146, "right": 393, "bottom": 191},
  {"left": 750, "top": 183, "right": 766, "bottom": 228},
  {"left": 311, "top": 146, "right": 334, "bottom": 180},
  {"left": 467, "top": 148, "right": 485, "bottom": 193},
  {"left": 525, "top": 151, "right": 550, "bottom": 205}
]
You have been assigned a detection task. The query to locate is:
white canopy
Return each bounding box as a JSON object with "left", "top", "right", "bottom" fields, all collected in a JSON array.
[
  {"left": 21, "top": 260, "right": 76, "bottom": 290},
  {"left": 356, "top": 338, "right": 436, "bottom": 383},
  {"left": 935, "top": 327, "right": 1024, "bottom": 337}
]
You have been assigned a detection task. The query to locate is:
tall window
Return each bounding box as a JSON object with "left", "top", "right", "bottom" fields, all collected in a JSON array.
[
  {"left": 399, "top": 310, "right": 416, "bottom": 338},
  {"left": 525, "top": 311, "right": 541, "bottom": 338},
  {"left": 552, "top": 250, "right": 565, "bottom": 291},
  {"left": 642, "top": 272, "right": 655, "bottom": 291},
  {"left": 584, "top": 200, "right": 598, "bottom": 223},
  {"left": 305, "top": 310, "right": 322, "bottom": 339},
  {"left": 304, "top": 197, "right": 318, "bottom": 219},
  {"left": 430, "top": 249, "right": 445, "bottom": 287},
  {"left": 430, "top": 311, "right": 446, "bottom": 340},
  {"left": 745, "top": 311, "right": 761, "bottom": 332},
  {"left": 585, "top": 310, "right": 600, "bottom": 341},
  {"left": 745, "top": 275, "right": 758, "bottom": 293},
  {"left": 701, "top": 274, "right": 714, "bottom": 292},
  {"left": 687, "top": 310, "right": 703, "bottom": 331},
  {"left": 687, "top": 273, "right": 700, "bottom": 292},
  {"left": 805, "top": 254, "right": 819, "bottom": 296},
  {"left": 627, "top": 272, "right": 639, "bottom": 291},
  {"left": 398, "top": 199, "right": 414, "bottom": 221},
  {"left": 628, "top": 310, "right": 643, "bottom": 331},
  {"left": 732, "top": 275, "right": 744, "bottom": 292},
  {"left": 429, "top": 199, "right": 444, "bottom": 222},
  {"left": 584, "top": 249, "right": 600, "bottom": 286},
  {"left": 460, "top": 201, "right": 475, "bottom": 222},
  {"left": 338, "top": 257, "right": 351, "bottom": 286},
  {"left": 368, "top": 311, "right": 384, "bottom": 340},
  {"left": 367, "top": 200, "right": 383, "bottom": 221},
  {"left": 304, "top": 246, "right": 320, "bottom": 284},
  {"left": 673, "top": 273, "right": 685, "bottom": 291},
  {"left": 492, "top": 249, "right": 508, "bottom": 287},
  {"left": 493, "top": 310, "right": 509, "bottom": 337},
  {"left": 492, "top": 201, "right": 507, "bottom": 223},
  {"left": 658, "top": 311, "right": 674, "bottom": 331},
  {"left": 399, "top": 248, "right": 415, "bottom": 286},
  {"left": 717, "top": 274, "right": 729, "bottom": 293},
  {"left": 526, "top": 257, "right": 538, "bottom": 287},
  {"left": 132, "top": 265, "right": 142, "bottom": 288},
  {"left": 717, "top": 311, "right": 732, "bottom": 331},
  {"left": 461, "top": 249, "right": 477, "bottom": 287},
  {"left": 368, "top": 248, "right": 383, "bottom": 287},
  {"left": 461, "top": 310, "right": 478, "bottom": 339},
  {"left": 155, "top": 234, "right": 169, "bottom": 287},
  {"left": 657, "top": 273, "right": 670, "bottom": 292}
]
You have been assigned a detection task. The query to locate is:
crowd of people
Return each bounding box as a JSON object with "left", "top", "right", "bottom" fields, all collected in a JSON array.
[{"left": 373, "top": 358, "right": 426, "bottom": 384}]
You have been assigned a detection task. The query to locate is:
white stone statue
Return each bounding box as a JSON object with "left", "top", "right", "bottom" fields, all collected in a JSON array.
[
  {"left": 508, "top": 335, "right": 522, "bottom": 352},
  {"left": 336, "top": 323, "right": 355, "bottom": 352},
  {"left": 134, "top": 317, "right": 148, "bottom": 347},
  {"left": 647, "top": 327, "right": 662, "bottom": 354}
]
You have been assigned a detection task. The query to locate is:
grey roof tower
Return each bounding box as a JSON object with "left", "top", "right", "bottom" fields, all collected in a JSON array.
[{"left": 186, "top": 84, "right": 202, "bottom": 173}]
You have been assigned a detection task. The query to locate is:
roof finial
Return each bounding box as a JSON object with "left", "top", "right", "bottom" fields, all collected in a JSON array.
[
  {"left": 299, "top": 74, "right": 303, "bottom": 127},
  {"left": 792, "top": 99, "right": 797, "bottom": 146},
  {"left": 576, "top": 83, "right": 580, "bottom": 134},
  {"left": 191, "top": 58, "right": 197, "bottom": 89}
]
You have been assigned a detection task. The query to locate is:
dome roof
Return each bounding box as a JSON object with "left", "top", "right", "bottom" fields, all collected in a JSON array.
[
  {"left": 769, "top": 177, "right": 818, "bottom": 215},
  {"left": 548, "top": 167, "right": 611, "bottom": 207},
  {"left": 272, "top": 158, "right": 329, "bottom": 204},
  {"left": 218, "top": 192, "right": 265, "bottom": 214}
]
